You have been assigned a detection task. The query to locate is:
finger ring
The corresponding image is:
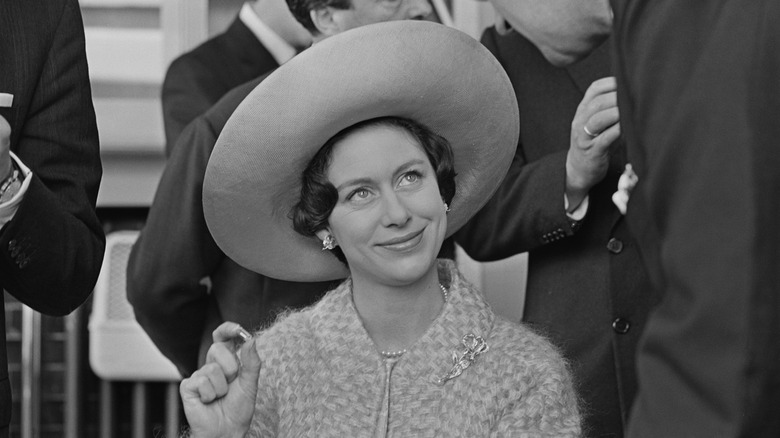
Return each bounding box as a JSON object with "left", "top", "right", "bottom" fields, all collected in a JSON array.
[{"left": 583, "top": 125, "right": 598, "bottom": 137}]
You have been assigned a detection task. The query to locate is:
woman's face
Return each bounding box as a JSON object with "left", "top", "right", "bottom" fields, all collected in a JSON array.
[{"left": 318, "top": 124, "right": 447, "bottom": 287}]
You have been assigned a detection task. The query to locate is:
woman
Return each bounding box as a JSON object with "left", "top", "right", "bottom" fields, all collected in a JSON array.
[{"left": 181, "top": 21, "right": 581, "bottom": 437}]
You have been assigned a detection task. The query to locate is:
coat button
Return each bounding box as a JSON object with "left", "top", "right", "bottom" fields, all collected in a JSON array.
[
  {"left": 8, "top": 239, "right": 17, "bottom": 250},
  {"left": 612, "top": 318, "right": 631, "bottom": 334},
  {"left": 607, "top": 238, "right": 624, "bottom": 254}
]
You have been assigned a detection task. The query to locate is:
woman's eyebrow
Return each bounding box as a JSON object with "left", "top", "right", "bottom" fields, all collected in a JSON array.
[
  {"left": 336, "top": 177, "right": 374, "bottom": 192},
  {"left": 392, "top": 159, "right": 427, "bottom": 178}
]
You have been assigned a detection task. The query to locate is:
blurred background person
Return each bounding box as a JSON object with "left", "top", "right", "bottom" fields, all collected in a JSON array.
[
  {"left": 127, "top": 0, "right": 436, "bottom": 378},
  {"left": 161, "top": 0, "right": 312, "bottom": 155},
  {"left": 610, "top": 0, "right": 780, "bottom": 435},
  {"left": 0, "top": 0, "right": 104, "bottom": 435},
  {"left": 456, "top": 0, "right": 656, "bottom": 435},
  {"left": 482, "top": 0, "right": 780, "bottom": 435}
]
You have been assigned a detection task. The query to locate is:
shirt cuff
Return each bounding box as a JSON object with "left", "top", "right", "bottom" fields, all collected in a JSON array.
[
  {"left": 564, "top": 193, "right": 589, "bottom": 222},
  {"left": 0, "top": 152, "right": 33, "bottom": 226}
]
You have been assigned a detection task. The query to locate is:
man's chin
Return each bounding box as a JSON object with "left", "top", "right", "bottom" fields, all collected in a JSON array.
[{"left": 540, "top": 45, "right": 591, "bottom": 67}]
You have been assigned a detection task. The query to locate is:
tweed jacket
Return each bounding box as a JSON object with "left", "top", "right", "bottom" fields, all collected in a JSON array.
[
  {"left": 248, "top": 260, "right": 581, "bottom": 437},
  {"left": 0, "top": 0, "right": 104, "bottom": 435}
]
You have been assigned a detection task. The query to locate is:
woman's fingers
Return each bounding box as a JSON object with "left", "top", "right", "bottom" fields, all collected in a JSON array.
[
  {"left": 212, "top": 321, "right": 251, "bottom": 344},
  {"left": 180, "top": 362, "right": 229, "bottom": 404},
  {"left": 205, "top": 322, "right": 254, "bottom": 383},
  {"left": 205, "top": 342, "right": 240, "bottom": 382}
]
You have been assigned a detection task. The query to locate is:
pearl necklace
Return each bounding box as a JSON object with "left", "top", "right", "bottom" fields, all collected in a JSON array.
[{"left": 379, "top": 283, "right": 448, "bottom": 359}]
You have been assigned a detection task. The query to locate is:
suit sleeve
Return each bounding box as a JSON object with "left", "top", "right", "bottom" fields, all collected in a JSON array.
[
  {"left": 0, "top": 0, "right": 104, "bottom": 316},
  {"left": 129, "top": 76, "right": 263, "bottom": 377},
  {"left": 454, "top": 30, "right": 577, "bottom": 262},
  {"left": 126, "top": 116, "right": 223, "bottom": 377},
  {"left": 161, "top": 56, "right": 223, "bottom": 157}
]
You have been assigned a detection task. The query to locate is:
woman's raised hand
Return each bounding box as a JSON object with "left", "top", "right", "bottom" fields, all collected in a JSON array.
[{"left": 180, "top": 322, "right": 261, "bottom": 438}]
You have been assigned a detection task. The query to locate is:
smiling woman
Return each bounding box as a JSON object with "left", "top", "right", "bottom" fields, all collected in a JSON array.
[
  {"left": 181, "top": 20, "right": 581, "bottom": 437},
  {"left": 292, "top": 117, "right": 454, "bottom": 271}
]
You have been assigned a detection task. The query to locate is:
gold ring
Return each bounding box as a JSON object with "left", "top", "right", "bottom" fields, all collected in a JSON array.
[{"left": 583, "top": 125, "right": 598, "bottom": 137}]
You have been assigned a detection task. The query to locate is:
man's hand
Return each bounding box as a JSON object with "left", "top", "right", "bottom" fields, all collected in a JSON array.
[
  {"left": 180, "top": 322, "right": 261, "bottom": 438},
  {"left": 1, "top": 115, "right": 12, "bottom": 181},
  {"left": 566, "top": 77, "right": 620, "bottom": 210}
]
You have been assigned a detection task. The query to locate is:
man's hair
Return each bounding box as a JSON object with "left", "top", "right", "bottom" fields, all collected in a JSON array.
[{"left": 286, "top": 0, "right": 352, "bottom": 32}]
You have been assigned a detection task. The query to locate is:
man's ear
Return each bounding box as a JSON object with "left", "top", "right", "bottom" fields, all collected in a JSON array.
[{"left": 310, "top": 7, "right": 342, "bottom": 37}]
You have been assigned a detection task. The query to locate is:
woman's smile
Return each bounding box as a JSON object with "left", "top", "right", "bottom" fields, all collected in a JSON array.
[{"left": 376, "top": 227, "right": 426, "bottom": 252}]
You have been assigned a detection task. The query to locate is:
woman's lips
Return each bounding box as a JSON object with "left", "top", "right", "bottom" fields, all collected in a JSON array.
[{"left": 377, "top": 228, "right": 425, "bottom": 251}]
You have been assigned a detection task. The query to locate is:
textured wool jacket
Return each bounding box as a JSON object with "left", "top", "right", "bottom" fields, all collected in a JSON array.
[{"left": 248, "top": 260, "right": 581, "bottom": 437}]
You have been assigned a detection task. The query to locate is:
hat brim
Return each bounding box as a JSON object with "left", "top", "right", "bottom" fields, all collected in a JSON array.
[{"left": 204, "top": 21, "right": 518, "bottom": 281}]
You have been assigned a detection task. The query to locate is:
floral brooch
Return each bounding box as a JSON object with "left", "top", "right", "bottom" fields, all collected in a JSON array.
[{"left": 434, "top": 333, "right": 489, "bottom": 386}]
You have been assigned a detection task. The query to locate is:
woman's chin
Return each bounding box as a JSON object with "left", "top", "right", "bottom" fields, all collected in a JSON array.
[{"left": 387, "top": 254, "right": 439, "bottom": 284}]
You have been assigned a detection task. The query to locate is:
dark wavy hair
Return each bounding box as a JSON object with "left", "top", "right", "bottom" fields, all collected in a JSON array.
[
  {"left": 291, "top": 116, "right": 456, "bottom": 264},
  {"left": 286, "top": 0, "right": 352, "bottom": 33}
]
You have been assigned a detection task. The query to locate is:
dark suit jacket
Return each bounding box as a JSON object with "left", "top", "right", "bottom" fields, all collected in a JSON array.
[
  {"left": 0, "top": 0, "right": 104, "bottom": 434},
  {"left": 161, "top": 15, "right": 281, "bottom": 155},
  {"left": 455, "top": 29, "right": 657, "bottom": 437},
  {"left": 128, "top": 76, "right": 337, "bottom": 377},
  {"left": 611, "top": 0, "right": 780, "bottom": 436}
]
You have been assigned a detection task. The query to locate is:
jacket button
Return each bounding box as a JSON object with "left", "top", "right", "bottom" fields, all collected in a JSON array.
[
  {"left": 612, "top": 318, "right": 631, "bottom": 334},
  {"left": 607, "top": 238, "right": 624, "bottom": 254},
  {"left": 8, "top": 239, "right": 17, "bottom": 250}
]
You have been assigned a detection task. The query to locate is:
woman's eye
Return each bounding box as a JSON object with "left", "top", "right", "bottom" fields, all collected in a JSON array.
[
  {"left": 347, "top": 188, "right": 371, "bottom": 201},
  {"left": 399, "top": 172, "right": 420, "bottom": 186}
]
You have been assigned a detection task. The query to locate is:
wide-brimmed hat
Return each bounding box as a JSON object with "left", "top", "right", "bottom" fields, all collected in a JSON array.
[{"left": 203, "top": 20, "right": 519, "bottom": 281}]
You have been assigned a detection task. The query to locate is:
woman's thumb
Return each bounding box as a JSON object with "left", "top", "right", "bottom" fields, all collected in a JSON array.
[{"left": 237, "top": 337, "right": 262, "bottom": 400}]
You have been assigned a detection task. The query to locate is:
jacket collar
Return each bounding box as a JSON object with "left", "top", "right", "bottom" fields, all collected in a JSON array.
[{"left": 309, "top": 260, "right": 496, "bottom": 383}]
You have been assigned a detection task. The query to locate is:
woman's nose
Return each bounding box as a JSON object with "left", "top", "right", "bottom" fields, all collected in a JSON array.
[{"left": 381, "top": 193, "right": 412, "bottom": 227}]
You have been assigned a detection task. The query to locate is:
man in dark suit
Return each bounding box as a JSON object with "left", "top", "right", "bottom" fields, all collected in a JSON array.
[
  {"left": 0, "top": 0, "right": 105, "bottom": 435},
  {"left": 455, "top": 24, "right": 657, "bottom": 437},
  {"left": 161, "top": 0, "right": 311, "bottom": 154},
  {"left": 485, "top": 0, "right": 780, "bottom": 435},
  {"left": 127, "top": 0, "right": 434, "bottom": 377},
  {"left": 609, "top": 0, "right": 780, "bottom": 436}
]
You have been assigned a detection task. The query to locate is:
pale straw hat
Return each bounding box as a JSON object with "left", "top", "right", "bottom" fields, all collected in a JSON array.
[{"left": 203, "top": 20, "right": 519, "bottom": 281}]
